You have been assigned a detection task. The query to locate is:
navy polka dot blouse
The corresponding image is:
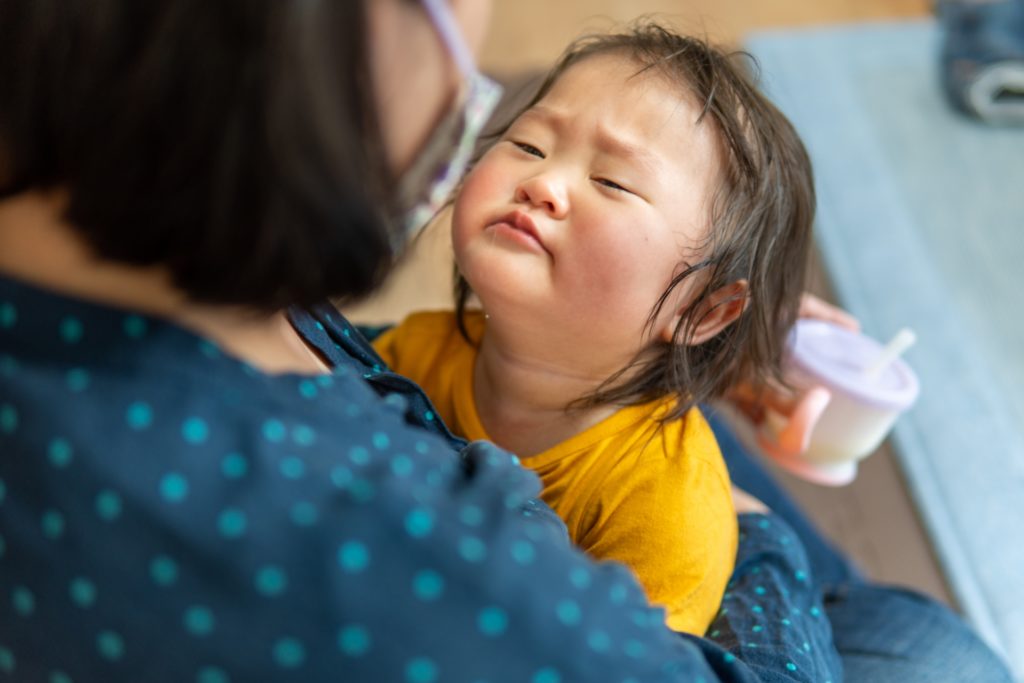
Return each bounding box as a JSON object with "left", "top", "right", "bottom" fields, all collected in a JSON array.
[{"left": 0, "top": 275, "right": 840, "bottom": 682}]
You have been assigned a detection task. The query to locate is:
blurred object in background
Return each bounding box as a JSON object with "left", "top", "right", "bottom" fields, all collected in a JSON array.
[{"left": 938, "top": 0, "right": 1024, "bottom": 124}]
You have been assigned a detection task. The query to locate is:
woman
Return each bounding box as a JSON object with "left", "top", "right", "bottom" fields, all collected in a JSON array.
[{"left": 0, "top": 1, "right": 1010, "bottom": 681}]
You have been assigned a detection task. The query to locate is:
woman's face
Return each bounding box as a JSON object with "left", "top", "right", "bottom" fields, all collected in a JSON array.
[{"left": 368, "top": 0, "right": 491, "bottom": 176}]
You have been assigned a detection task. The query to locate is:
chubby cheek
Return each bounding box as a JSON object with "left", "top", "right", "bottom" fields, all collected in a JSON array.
[
  {"left": 564, "top": 225, "right": 678, "bottom": 334},
  {"left": 452, "top": 156, "right": 506, "bottom": 251}
]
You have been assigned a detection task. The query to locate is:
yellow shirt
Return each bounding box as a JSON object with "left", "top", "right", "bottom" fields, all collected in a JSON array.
[{"left": 373, "top": 311, "right": 738, "bottom": 634}]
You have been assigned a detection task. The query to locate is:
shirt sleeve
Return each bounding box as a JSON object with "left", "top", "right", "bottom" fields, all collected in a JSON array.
[{"left": 576, "top": 453, "right": 738, "bottom": 635}]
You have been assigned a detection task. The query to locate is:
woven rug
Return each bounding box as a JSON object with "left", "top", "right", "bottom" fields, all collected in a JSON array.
[{"left": 748, "top": 20, "right": 1024, "bottom": 676}]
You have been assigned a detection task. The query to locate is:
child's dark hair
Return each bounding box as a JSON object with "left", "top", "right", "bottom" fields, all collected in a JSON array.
[{"left": 456, "top": 21, "right": 815, "bottom": 419}]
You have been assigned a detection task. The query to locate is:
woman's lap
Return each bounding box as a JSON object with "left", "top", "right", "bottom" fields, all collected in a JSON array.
[{"left": 705, "top": 408, "right": 1015, "bottom": 682}]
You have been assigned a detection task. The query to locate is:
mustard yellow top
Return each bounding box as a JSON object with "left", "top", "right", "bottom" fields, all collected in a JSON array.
[{"left": 372, "top": 311, "right": 737, "bottom": 634}]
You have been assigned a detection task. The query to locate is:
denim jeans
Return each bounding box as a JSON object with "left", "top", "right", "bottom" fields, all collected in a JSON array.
[{"left": 705, "top": 409, "right": 1015, "bottom": 682}]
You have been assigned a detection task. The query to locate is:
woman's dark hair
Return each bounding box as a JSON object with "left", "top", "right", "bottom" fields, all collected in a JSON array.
[
  {"left": 0, "top": 0, "right": 395, "bottom": 309},
  {"left": 456, "top": 22, "right": 815, "bottom": 419}
]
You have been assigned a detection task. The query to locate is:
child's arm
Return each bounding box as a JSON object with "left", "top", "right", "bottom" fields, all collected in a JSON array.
[{"left": 576, "top": 445, "right": 737, "bottom": 635}]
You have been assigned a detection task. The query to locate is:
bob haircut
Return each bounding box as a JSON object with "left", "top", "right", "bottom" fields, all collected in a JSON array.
[
  {"left": 0, "top": 0, "right": 395, "bottom": 309},
  {"left": 456, "top": 22, "right": 816, "bottom": 419}
]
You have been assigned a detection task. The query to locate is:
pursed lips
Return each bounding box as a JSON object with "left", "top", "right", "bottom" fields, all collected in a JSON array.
[{"left": 488, "top": 210, "right": 550, "bottom": 255}]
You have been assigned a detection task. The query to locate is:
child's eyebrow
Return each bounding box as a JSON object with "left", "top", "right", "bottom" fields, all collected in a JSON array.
[{"left": 521, "top": 106, "right": 663, "bottom": 176}]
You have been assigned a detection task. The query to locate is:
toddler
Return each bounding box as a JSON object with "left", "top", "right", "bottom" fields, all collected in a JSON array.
[{"left": 373, "top": 23, "right": 814, "bottom": 635}]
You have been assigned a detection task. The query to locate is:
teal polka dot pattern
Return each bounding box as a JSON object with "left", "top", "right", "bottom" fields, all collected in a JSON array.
[
  {"left": 196, "top": 666, "right": 230, "bottom": 683},
  {"left": 96, "top": 630, "right": 125, "bottom": 661},
  {"left": 69, "top": 577, "right": 97, "bottom": 608},
  {"left": 458, "top": 536, "right": 486, "bottom": 563},
  {"left": 289, "top": 501, "right": 318, "bottom": 526},
  {"left": 125, "top": 401, "right": 153, "bottom": 430},
  {"left": 511, "top": 540, "right": 535, "bottom": 565},
  {"left": 41, "top": 508, "right": 66, "bottom": 539},
  {"left": 59, "top": 317, "right": 84, "bottom": 343},
  {"left": 405, "top": 657, "right": 438, "bottom": 683},
  {"left": 330, "top": 466, "right": 353, "bottom": 489},
  {"left": 338, "top": 541, "right": 370, "bottom": 573},
  {"left": 292, "top": 425, "right": 316, "bottom": 446},
  {"left": 478, "top": 606, "right": 508, "bottom": 637},
  {"left": 217, "top": 508, "right": 247, "bottom": 538},
  {"left": 348, "top": 445, "right": 370, "bottom": 465},
  {"left": 12, "top": 586, "right": 36, "bottom": 616},
  {"left": 220, "top": 452, "right": 248, "bottom": 479},
  {"left": 625, "top": 640, "right": 646, "bottom": 658},
  {"left": 122, "top": 315, "right": 148, "bottom": 339},
  {"left": 255, "top": 566, "right": 288, "bottom": 597},
  {"left": 0, "top": 291, "right": 844, "bottom": 681},
  {"left": 150, "top": 555, "right": 180, "bottom": 587},
  {"left": 95, "top": 489, "right": 123, "bottom": 521},
  {"left": 272, "top": 637, "right": 305, "bottom": 668},
  {"left": 569, "top": 567, "right": 592, "bottom": 590},
  {"left": 404, "top": 507, "right": 434, "bottom": 538},
  {"left": 262, "top": 419, "right": 286, "bottom": 443},
  {"left": 0, "top": 302, "right": 16, "bottom": 328},
  {"left": 298, "top": 380, "right": 318, "bottom": 399},
  {"left": 48, "top": 438, "right": 73, "bottom": 468},
  {"left": 0, "top": 403, "right": 17, "bottom": 434},
  {"left": 159, "top": 472, "right": 189, "bottom": 502},
  {"left": 184, "top": 605, "right": 215, "bottom": 636},
  {"left": 278, "top": 456, "right": 305, "bottom": 479},
  {"left": 198, "top": 340, "right": 221, "bottom": 359},
  {"left": 532, "top": 667, "right": 561, "bottom": 683},
  {"left": 0, "top": 354, "right": 18, "bottom": 378},
  {"left": 459, "top": 504, "right": 484, "bottom": 527},
  {"left": 66, "top": 368, "right": 90, "bottom": 392},
  {"left": 391, "top": 455, "right": 414, "bottom": 477},
  {"left": 587, "top": 630, "right": 611, "bottom": 652},
  {"left": 182, "top": 417, "right": 210, "bottom": 445},
  {"left": 338, "top": 624, "right": 372, "bottom": 657},
  {"left": 412, "top": 569, "right": 444, "bottom": 601},
  {"left": 556, "top": 600, "right": 581, "bottom": 626}
]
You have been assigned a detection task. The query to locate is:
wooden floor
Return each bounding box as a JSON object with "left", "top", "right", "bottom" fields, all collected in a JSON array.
[{"left": 348, "top": 0, "right": 957, "bottom": 608}]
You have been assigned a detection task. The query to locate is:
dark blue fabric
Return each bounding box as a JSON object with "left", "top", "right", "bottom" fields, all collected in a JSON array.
[
  {"left": 703, "top": 408, "right": 862, "bottom": 590},
  {"left": 0, "top": 274, "right": 841, "bottom": 682},
  {"left": 706, "top": 407, "right": 1015, "bottom": 682}
]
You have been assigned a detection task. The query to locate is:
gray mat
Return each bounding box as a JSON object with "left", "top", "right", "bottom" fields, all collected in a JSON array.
[{"left": 748, "top": 20, "right": 1024, "bottom": 676}]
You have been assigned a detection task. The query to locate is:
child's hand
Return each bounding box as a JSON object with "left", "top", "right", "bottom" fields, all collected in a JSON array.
[
  {"left": 726, "top": 293, "right": 857, "bottom": 457},
  {"left": 798, "top": 293, "right": 860, "bottom": 332}
]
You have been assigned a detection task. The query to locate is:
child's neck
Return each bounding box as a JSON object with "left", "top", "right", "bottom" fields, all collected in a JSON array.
[{"left": 473, "top": 326, "right": 618, "bottom": 458}]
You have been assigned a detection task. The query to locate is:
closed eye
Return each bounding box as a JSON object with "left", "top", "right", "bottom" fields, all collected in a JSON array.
[
  {"left": 594, "top": 177, "right": 632, "bottom": 194},
  {"left": 512, "top": 141, "right": 545, "bottom": 158}
]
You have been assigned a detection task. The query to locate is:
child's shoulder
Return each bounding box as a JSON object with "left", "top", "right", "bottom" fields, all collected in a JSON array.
[
  {"left": 392, "top": 309, "right": 484, "bottom": 334},
  {"left": 372, "top": 309, "right": 484, "bottom": 377},
  {"left": 638, "top": 405, "right": 730, "bottom": 478}
]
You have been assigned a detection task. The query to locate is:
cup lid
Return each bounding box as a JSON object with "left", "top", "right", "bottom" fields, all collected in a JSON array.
[{"left": 788, "top": 319, "right": 920, "bottom": 411}]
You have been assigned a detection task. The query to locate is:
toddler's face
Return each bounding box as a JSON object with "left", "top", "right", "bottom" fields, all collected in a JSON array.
[{"left": 453, "top": 53, "right": 723, "bottom": 361}]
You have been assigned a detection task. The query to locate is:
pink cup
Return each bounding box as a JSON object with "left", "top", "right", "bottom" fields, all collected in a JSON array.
[{"left": 763, "top": 319, "right": 920, "bottom": 486}]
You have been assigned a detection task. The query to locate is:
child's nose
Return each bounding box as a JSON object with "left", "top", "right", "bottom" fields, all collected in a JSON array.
[{"left": 515, "top": 174, "right": 568, "bottom": 218}]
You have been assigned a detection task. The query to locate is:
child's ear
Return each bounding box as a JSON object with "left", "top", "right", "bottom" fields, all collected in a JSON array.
[{"left": 659, "top": 280, "right": 749, "bottom": 345}]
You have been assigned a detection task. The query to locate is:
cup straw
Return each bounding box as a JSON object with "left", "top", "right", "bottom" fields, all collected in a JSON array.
[{"left": 864, "top": 327, "right": 917, "bottom": 379}]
